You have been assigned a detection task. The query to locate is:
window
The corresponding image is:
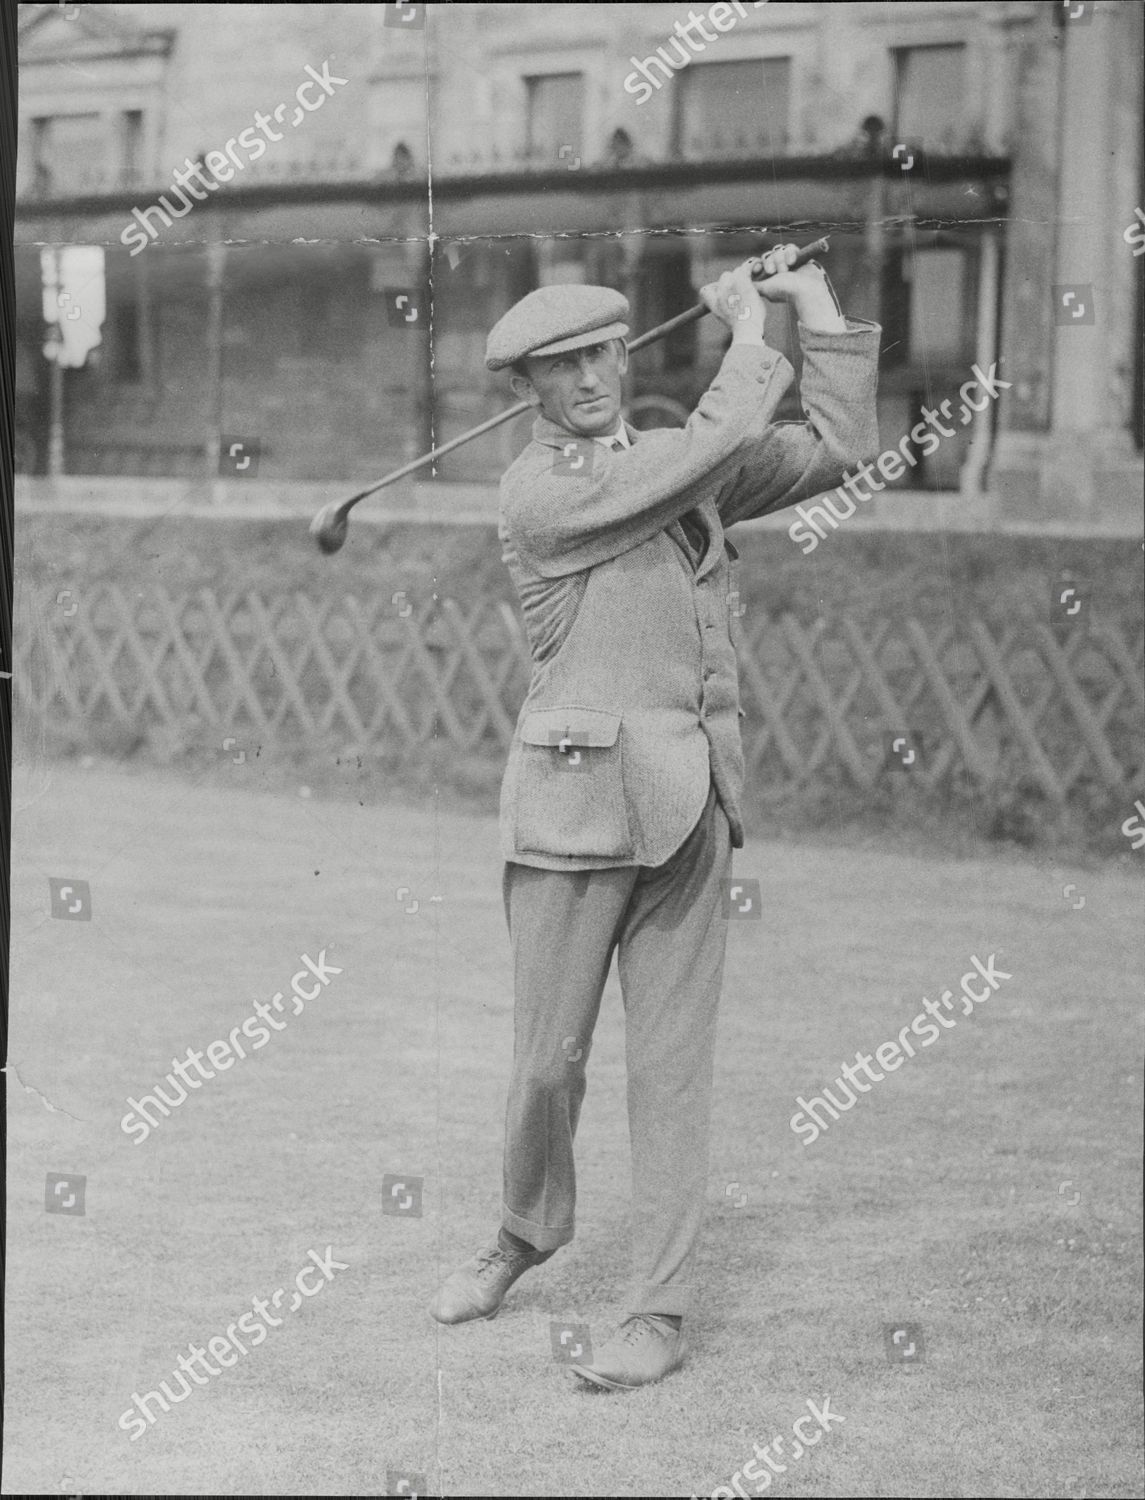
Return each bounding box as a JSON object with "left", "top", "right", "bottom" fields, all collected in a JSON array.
[
  {"left": 892, "top": 45, "right": 967, "bottom": 151},
  {"left": 121, "top": 111, "right": 144, "bottom": 187},
  {"left": 641, "top": 249, "right": 698, "bottom": 372},
  {"left": 673, "top": 59, "right": 791, "bottom": 158},
  {"left": 882, "top": 245, "right": 972, "bottom": 368},
  {"left": 525, "top": 73, "right": 584, "bottom": 167},
  {"left": 30, "top": 113, "right": 106, "bottom": 194},
  {"left": 908, "top": 248, "right": 969, "bottom": 364},
  {"left": 391, "top": 142, "right": 415, "bottom": 179},
  {"left": 107, "top": 301, "right": 142, "bottom": 382}
]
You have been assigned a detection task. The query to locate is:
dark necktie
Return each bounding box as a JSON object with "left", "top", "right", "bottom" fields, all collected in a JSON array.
[
  {"left": 678, "top": 510, "right": 706, "bottom": 562},
  {"left": 611, "top": 434, "right": 704, "bottom": 564}
]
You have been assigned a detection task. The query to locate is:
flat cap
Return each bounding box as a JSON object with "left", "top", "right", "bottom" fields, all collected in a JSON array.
[{"left": 485, "top": 284, "right": 629, "bottom": 371}]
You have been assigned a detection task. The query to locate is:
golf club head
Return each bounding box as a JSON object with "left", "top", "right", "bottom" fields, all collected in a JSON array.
[{"left": 310, "top": 503, "right": 349, "bottom": 555}]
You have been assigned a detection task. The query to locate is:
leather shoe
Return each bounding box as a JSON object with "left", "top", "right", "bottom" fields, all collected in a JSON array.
[
  {"left": 429, "top": 1233, "right": 548, "bottom": 1324},
  {"left": 570, "top": 1315, "right": 687, "bottom": 1390}
]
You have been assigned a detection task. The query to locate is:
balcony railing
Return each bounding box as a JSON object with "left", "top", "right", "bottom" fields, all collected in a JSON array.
[
  {"left": 16, "top": 155, "right": 374, "bottom": 199},
  {"left": 15, "top": 130, "right": 1003, "bottom": 202}
]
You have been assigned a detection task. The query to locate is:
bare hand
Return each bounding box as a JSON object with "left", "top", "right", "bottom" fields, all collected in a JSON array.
[
  {"left": 700, "top": 261, "right": 766, "bottom": 343},
  {"left": 750, "top": 244, "right": 844, "bottom": 332}
]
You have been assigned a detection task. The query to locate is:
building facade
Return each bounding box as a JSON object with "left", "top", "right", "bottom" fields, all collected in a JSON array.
[{"left": 13, "top": 1, "right": 1143, "bottom": 524}]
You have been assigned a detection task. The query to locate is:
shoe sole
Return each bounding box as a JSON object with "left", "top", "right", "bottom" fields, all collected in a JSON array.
[
  {"left": 568, "top": 1357, "right": 684, "bottom": 1391},
  {"left": 428, "top": 1303, "right": 501, "bottom": 1325}
]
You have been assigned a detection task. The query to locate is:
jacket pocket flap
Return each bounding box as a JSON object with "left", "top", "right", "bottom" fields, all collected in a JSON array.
[{"left": 520, "top": 706, "right": 621, "bottom": 749}]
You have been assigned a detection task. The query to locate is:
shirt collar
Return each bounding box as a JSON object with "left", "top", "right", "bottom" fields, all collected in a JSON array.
[{"left": 531, "top": 412, "right": 636, "bottom": 450}]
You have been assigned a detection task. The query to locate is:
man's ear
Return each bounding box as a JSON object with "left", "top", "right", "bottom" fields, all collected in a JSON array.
[
  {"left": 616, "top": 339, "right": 629, "bottom": 376},
  {"left": 509, "top": 372, "right": 540, "bottom": 406}
]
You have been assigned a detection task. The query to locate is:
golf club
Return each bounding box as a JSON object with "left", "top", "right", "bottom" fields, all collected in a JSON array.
[{"left": 310, "top": 236, "right": 830, "bottom": 554}]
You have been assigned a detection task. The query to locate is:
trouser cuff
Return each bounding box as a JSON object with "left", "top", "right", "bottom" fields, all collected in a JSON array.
[
  {"left": 501, "top": 1204, "right": 574, "bottom": 1255},
  {"left": 629, "top": 1283, "right": 692, "bottom": 1318}
]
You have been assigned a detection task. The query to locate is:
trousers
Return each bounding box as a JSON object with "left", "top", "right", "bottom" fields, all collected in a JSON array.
[{"left": 499, "top": 780, "right": 732, "bottom": 1316}]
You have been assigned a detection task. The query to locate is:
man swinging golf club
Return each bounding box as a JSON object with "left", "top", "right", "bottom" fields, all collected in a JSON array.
[{"left": 429, "top": 243, "right": 882, "bottom": 1389}]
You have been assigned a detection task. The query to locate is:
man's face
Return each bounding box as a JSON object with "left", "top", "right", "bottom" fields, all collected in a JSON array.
[{"left": 510, "top": 338, "right": 628, "bottom": 437}]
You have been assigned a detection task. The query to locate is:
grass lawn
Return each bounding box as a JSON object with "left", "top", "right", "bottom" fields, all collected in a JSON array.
[{"left": 5, "top": 756, "right": 1142, "bottom": 1497}]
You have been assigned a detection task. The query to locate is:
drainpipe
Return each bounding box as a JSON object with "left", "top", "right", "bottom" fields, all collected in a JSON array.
[
  {"left": 961, "top": 224, "right": 999, "bottom": 505},
  {"left": 205, "top": 240, "right": 226, "bottom": 501},
  {"left": 42, "top": 246, "right": 65, "bottom": 477}
]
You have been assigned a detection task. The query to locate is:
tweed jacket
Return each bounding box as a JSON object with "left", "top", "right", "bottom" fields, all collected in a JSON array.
[{"left": 497, "top": 318, "right": 881, "bottom": 870}]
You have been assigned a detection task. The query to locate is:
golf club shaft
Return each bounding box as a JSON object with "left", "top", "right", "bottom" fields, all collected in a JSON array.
[
  {"left": 628, "top": 237, "right": 831, "bottom": 353},
  {"left": 316, "top": 235, "right": 830, "bottom": 527}
]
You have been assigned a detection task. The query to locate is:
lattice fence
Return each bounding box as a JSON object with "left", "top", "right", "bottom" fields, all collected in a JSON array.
[{"left": 12, "top": 585, "right": 1144, "bottom": 802}]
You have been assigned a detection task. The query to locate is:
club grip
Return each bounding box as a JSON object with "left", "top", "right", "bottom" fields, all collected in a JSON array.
[{"left": 749, "top": 237, "right": 830, "bottom": 280}]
